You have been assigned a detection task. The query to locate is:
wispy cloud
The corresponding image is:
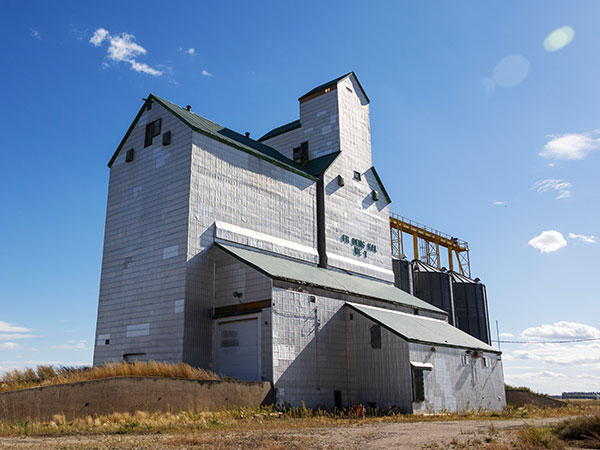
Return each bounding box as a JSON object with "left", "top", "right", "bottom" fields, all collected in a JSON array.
[
  {"left": 503, "top": 320, "right": 600, "bottom": 394},
  {"left": 68, "top": 24, "right": 87, "bottom": 41},
  {"left": 0, "top": 334, "right": 36, "bottom": 340},
  {"left": 499, "top": 332, "right": 514, "bottom": 338},
  {"left": 89, "top": 28, "right": 162, "bottom": 76},
  {"left": 528, "top": 230, "right": 567, "bottom": 254},
  {"left": 491, "top": 200, "right": 508, "bottom": 207},
  {"left": 0, "top": 343, "right": 19, "bottom": 351},
  {"left": 51, "top": 340, "right": 89, "bottom": 350},
  {"left": 530, "top": 179, "right": 573, "bottom": 199},
  {"left": 201, "top": 69, "right": 212, "bottom": 77},
  {"left": 0, "top": 321, "right": 31, "bottom": 333},
  {"left": 177, "top": 47, "right": 196, "bottom": 56},
  {"left": 512, "top": 342, "right": 600, "bottom": 366},
  {"left": 568, "top": 232, "right": 597, "bottom": 244},
  {"left": 540, "top": 133, "right": 600, "bottom": 160},
  {"left": 30, "top": 29, "right": 41, "bottom": 40}
]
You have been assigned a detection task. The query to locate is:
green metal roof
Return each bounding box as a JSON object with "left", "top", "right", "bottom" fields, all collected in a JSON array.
[
  {"left": 108, "top": 95, "right": 316, "bottom": 181},
  {"left": 303, "top": 151, "right": 341, "bottom": 177},
  {"left": 298, "top": 71, "right": 370, "bottom": 103},
  {"left": 347, "top": 302, "right": 499, "bottom": 353},
  {"left": 216, "top": 242, "right": 445, "bottom": 314},
  {"left": 258, "top": 119, "right": 301, "bottom": 142}
]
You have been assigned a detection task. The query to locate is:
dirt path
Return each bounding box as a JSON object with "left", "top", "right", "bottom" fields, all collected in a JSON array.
[{"left": 0, "top": 416, "right": 573, "bottom": 449}]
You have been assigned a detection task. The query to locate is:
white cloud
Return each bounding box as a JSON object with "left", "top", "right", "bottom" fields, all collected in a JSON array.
[
  {"left": 0, "top": 343, "right": 19, "bottom": 351},
  {"left": 528, "top": 230, "right": 567, "bottom": 253},
  {"left": 186, "top": 47, "right": 196, "bottom": 56},
  {"left": 128, "top": 60, "right": 162, "bottom": 76},
  {"left": 30, "top": 29, "right": 41, "bottom": 40},
  {"left": 568, "top": 232, "right": 597, "bottom": 244},
  {"left": 512, "top": 342, "right": 600, "bottom": 365},
  {"left": 530, "top": 179, "right": 573, "bottom": 199},
  {"left": 499, "top": 332, "right": 514, "bottom": 338},
  {"left": 89, "top": 28, "right": 162, "bottom": 76},
  {"left": 540, "top": 133, "right": 600, "bottom": 160},
  {"left": 503, "top": 321, "right": 600, "bottom": 394},
  {"left": 0, "top": 321, "right": 31, "bottom": 333},
  {"left": 51, "top": 340, "right": 89, "bottom": 350},
  {"left": 89, "top": 28, "right": 108, "bottom": 46},
  {"left": 492, "top": 200, "right": 508, "bottom": 206},
  {"left": 520, "top": 321, "right": 600, "bottom": 341},
  {"left": 0, "top": 334, "right": 36, "bottom": 340},
  {"left": 201, "top": 69, "right": 212, "bottom": 77},
  {"left": 543, "top": 26, "right": 575, "bottom": 52}
]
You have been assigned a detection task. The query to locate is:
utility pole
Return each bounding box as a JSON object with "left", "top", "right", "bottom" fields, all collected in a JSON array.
[{"left": 496, "top": 320, "right": 501, "bottom": 351}]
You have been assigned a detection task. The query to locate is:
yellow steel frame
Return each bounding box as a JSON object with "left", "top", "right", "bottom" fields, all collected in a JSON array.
[{"left": 390, "top": 213, "right": 471, "bottom": 278}]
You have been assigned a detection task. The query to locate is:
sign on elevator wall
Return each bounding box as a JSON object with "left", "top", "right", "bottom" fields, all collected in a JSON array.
[{"left": 341, "top": 234, "right": 377, "bottom": 258}]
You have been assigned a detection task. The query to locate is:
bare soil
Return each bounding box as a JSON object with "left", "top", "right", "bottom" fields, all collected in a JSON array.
[{"left": 0, "top": 416, "right": 573, "bottom": 449}]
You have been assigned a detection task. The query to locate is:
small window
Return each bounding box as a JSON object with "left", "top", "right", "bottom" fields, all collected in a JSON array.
[
  {"left": 162, "top": 130, "right": 171, "bottom": 146},
  {"left": 370, "top": 325, "right": 381, "bottom": 349},
  {"left": 125, "top": 148, "right": 134, "bottom": 163},
  {"left": 353, "top": 170, "right": 361, "bottom": 181},
  {"left": 412, "top": 367, "right": 425, "bottom": 402},
  {"left": 293, "top": 141, "right": 309, "bottom": 166},
  {"left": 482, "top": 356, "right": 490, "bottom": 368},
  {"left": 462, "top": 354, "right": 471, "bottom": 366},
  {"left": 145, "top": 118, "right": 162, "bottom": 147}
]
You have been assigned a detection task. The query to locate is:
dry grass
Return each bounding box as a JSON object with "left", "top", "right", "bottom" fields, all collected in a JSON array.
[
  {"left": 0, "top": 361, "right": 221, "bottom": 393},
  {"left": 1, "top": 403, "right": 600, "bottom": 439},
  {"left": 553, "top": 414, "right": 600, "bottom": 447}
]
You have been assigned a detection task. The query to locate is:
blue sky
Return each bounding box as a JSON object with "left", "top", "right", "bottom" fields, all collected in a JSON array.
[{"left": 1, "top": 1, "right": 599, "bottom": 394}]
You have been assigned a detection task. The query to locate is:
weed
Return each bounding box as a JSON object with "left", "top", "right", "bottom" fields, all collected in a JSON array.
[{"left": 517, "top": 425, "right": 565, "bottom": 449}]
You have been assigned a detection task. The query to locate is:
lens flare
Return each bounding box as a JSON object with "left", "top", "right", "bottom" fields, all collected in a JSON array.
[
  {"left": 492, "top": 55, "right": 530, "bottom": 88},
  {"left": 543, "top": 26, "right": 574, "bottom": 52}
]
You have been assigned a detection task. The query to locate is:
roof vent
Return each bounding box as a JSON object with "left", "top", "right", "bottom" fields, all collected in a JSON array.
[
  {"left": 186, "top": 105, "right": 192, "bottom": 111},
  {"left": 245, "top": 132, "right": 250, "bottom": 138}
]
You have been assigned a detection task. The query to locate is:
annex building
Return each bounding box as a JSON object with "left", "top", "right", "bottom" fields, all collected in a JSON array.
[{"left": 93, "top": 72, "right": 506, "bottom": 412}]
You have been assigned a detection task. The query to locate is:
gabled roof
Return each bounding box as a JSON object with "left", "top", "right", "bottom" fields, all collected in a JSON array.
[
  {"left": 298, "top": 71, "right": 370, "bottom": 104},
  {"left": 369, "top": 166, "right": 392, "bottom": 203},
  {"left": 216, "top": 242, "right": 445, "bottom": 315},
  {"left": 258, "top": 119, "right": 301, "bottom": 142},
  {"left": 107, "top": 94, "right": 317, "bottom": 181},
  {"left": 347, "top": 302, "right": 499, "bottom": 353}
]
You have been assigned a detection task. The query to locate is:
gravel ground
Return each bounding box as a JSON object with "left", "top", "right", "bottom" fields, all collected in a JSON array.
[{"left": 0, "top": 416, "right": 574, "bottom": 449}]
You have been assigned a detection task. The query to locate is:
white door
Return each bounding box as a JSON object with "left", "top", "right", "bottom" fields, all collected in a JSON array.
[{"left": 215, "top": 317, "right": 260, "bottom": 381}]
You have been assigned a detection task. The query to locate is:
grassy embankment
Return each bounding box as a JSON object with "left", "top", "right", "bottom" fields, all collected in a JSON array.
[
  {"left": 0, "top": 361, "right": 220, "bottom": 393},
  {"left": 1, "top": 363, "right": 599, "bottom": 447}
]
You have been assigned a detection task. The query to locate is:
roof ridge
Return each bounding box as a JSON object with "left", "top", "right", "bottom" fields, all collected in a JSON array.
[{"left": 108, "top": 94, "right": 317, "bottom": 181}]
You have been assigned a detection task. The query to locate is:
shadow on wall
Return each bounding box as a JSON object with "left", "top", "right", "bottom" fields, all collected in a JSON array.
[{"left": 274, "top": 306, "right": 348, "bottom": 409}]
